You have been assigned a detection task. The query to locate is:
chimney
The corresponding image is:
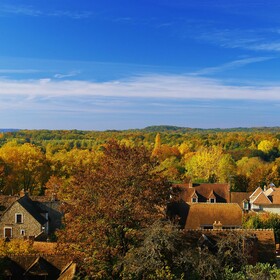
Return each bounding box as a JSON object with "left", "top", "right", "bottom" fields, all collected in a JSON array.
[
  {"left": 51, "top": 192, "right": 58, "bottom": 201},
  {"left": 189, "top": 180, "right": 193, "bottom": 188},
  {"left": 19, "top": 189, "right": 25, "bottom": 197},
  {"left": 213, "top": 221, "right": 223, "bottom": 230}
]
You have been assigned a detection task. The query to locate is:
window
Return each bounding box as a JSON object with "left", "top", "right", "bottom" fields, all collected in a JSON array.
[
  {"left": 15, "top": 213, "right": 23, "bottom": 224},
  {"left": 4, "top": 227, "right": 12, "bottom": 238},
  {"left": 243, "top": 201, "right": 249, "bottom": 210},
  {"left": 20, "top": 229, "right": 25, "bottom": 236},
  {"left": 192, "top": 197, "right": 197, "bottom": 203},
  {"left": 201, "top": 225, "right": 213, "bottom": 229},
  {"left": 210, "top": 198, "right": 215, "bottom": 203}
]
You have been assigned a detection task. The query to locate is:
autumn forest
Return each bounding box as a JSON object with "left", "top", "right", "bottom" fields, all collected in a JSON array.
[
  {"left": 1, "top": 126, "right": 280, "bottom": 278},
  {"left": 0, "top": 126, "right": 279, "bottom": 196}
]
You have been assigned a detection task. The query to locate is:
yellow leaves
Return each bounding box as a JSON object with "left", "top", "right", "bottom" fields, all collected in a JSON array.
[
  {"left": 0, "top": 239, "right": 35, "bottom": 256},
  {"left": 258, "top": 140, "right": 274, "bottom": 153},
  {"left": 48, "top": 148, "right": 98, "bottom": 178},
  {"left": 0, "top": 142, "right": 49, "bottom": 194},
  {"left": 185, "top": 146, "right": 236, "bottom": 183}
]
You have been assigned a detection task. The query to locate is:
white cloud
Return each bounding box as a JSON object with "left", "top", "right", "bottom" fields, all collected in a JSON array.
[
  {"left": 191, "top": 56, "right": 274, "bottom": 75},
  {"left": 0, "top": 4, "right": 93, "bottom": 19},
  {"left": 0, "top": 75, "right": 279, "bottom": 102},
  {"left": 54, "top": 71, "right": 80, "bottom": 79}
]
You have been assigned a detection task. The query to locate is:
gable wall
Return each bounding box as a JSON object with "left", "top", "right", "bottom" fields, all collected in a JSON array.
[
  {"left": 0, "top": 202, "right": 42, "bottom": 239},
  {"left": 262, "top": 205, "right": 280, "bottom": 214}
]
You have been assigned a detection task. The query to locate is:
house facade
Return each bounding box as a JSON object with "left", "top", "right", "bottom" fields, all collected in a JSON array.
[
  {"left": 249, "top": 186, "right": 280, "bottom": 214},
  {"left": 0, "top": 193, "right": 62, "bottom": 239}
]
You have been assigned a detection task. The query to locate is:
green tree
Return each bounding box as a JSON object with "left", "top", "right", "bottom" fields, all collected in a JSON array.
[{"left": 123, "top": 221, "right": 193, "bottom": 280}]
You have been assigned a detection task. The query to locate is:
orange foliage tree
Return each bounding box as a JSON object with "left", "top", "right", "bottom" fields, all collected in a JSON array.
[{"left": 58, "top": 140, "right": 171, "bottom": 278}]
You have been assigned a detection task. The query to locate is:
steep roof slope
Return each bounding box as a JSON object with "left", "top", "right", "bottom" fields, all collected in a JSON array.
[
  {"left": 185, "top": 203, "right": 242, "bottom": 229},
  {"left": 174, "top": 183, "right": 230, "bottom": 203}
]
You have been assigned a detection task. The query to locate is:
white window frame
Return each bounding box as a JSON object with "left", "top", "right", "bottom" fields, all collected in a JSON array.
[
  {"left": 192, "top": 197, "right": 197, "bottom": 203},
  {"left": 4, "top": 227, "right": 12, "bottom": 238},
  {"left": 243, "top": 201, "right": 249, "bottom": 210},
  {"left": 209, "top": 198, "right": 216, "bottom": 203},
  {"left": 15, "top": 213, "right": 23, "bottom": 224}
]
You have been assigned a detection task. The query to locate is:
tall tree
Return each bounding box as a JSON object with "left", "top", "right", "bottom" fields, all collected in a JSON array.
[
  {"left": 58, "top": 140, "right": 171, "bottom": 279},
  {"left": 185, "top": 146, "right": 236, "bottom": 183},
  {"left": 0, "top": 142, "right": 50, "bottom": 194}
]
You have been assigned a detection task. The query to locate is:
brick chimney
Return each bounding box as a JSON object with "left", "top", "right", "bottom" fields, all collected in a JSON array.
[
  {"left": 19, "top": 189, "right": 25, "bottom": 197},
  {"left": 213, "top": 221, "right": 223, "bottom": 230}
]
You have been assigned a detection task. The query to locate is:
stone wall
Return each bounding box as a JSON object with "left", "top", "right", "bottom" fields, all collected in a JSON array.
[{"left": 0, "top": 202, "right": 42, "bottom": 239}]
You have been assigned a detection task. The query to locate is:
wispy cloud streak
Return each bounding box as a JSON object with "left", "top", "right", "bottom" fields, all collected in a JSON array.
[
  {"left": 191, "top": 57, "right": 274, "bottom": 76},
  {"left": 198, "top": 28, "right": 280, "bottom": 52},
  {"left": 0, "top": 75, "right": 279, "bottom": 102},
  {"left": 0, "top": 4, "right": 94, "bottom": 19}
]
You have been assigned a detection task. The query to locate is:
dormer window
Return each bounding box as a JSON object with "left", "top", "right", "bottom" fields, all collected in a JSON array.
[
  {"left": 209, "top": 198, "right": 216, "bottom": 203},
  {"left": 15, "top": 213, "right": 23, "bottom": 224},
  {"left": 192, "top": 197, "right": 197, "bottom": 203},
  {"left": 243, "top": 201, "right": 249, "bottom": 210}
]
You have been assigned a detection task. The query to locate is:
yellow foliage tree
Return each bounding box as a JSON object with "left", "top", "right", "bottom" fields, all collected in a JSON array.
[
  {"left": 258, "top": 140, "right": 274, "bottom": 153},
  {"left": 185, "top": 146, "right": 236, "bottom": 183},
  {"left": 0, "top": 239, "right": 35, "bottom": 256},
  {"left": 0, "top": 142, "right": 50, "bottom": 195}
]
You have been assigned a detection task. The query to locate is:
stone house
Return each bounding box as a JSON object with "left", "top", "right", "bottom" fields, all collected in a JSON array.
[{"left": 0, "top": 193, "right": 62, "bottom": 239}]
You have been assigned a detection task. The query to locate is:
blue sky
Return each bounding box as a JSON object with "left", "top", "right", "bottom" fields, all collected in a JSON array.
[{"left": 1, "top": 0, "right": 280, "bottom": 130}]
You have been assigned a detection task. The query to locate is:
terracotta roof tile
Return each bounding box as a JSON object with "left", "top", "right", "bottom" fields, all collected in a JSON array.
[
  {"left": 252, "top": 192, "right": 272, "bottom": 205},
  {"left": 185, "top": 203, "right": 242, "bottom": 229},
  {"left": 174, "top": 183, "right": 230, "bottom": 203},
  {"left": 183, "top": 229, "right": 275, "bottom": 264},
  {"left": 249, "top": 187, "right": 263, "bottom": 200},
  {"left": 58, "top": 262, "right": 76, "bottom": 280},
  {"left": 230, "top": 192, "right": 252, "bottom": 207},
  {"left": 268, "top": 188, "right": 280, "bottom": 204}
]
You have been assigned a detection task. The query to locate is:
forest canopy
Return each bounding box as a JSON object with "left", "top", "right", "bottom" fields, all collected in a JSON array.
[{"left": 0, "top": 126, "right": 279, "bottom": 195}]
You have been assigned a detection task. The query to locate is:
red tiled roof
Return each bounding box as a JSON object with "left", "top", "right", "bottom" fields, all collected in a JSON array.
[
  {"left": 230, "top": 192, "right": 252, "bottom": 207},
  {"left": 185, "top": 203, "right": 242, "bottom": 229},
  {"left": 174, "top": 183, "right": 230, "bottom": 203},
  {"left": 252, "top": 192, "right": 272, "bottom": 205},
  {"left": 183, "top": 229, "right": 275, "bottom": 264},
  {"left": 268, "top": 188, "right": 280, "bottom": 204},
  {"left": 249, "top": 187, "right": 263, "bottom": 200}
]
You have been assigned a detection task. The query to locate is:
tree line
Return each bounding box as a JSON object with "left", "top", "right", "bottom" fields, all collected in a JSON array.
[{"left": 0, "top": 127, "right": 280, "bottom": 195}]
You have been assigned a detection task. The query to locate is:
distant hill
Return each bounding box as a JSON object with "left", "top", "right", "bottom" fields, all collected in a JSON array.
[
  {"left": 0, "top": 129, "right": 19, "bottom": 133},
  {"left": 141, "top": 125, "right": 195, "bottom": 133},
  {"left": 140, "top": 125, "right": 280, "bottom": 133}
]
